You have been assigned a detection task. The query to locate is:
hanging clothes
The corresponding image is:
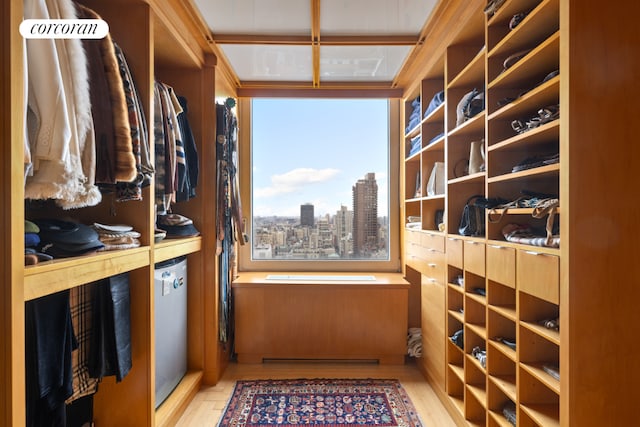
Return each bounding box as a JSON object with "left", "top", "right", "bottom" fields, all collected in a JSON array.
[
  {"left": 154, "top": 81, "right": 179, "bottom": 214},
  {"left": 89, "top": 273, "right": 132, "bottom": 383},
  {"left": 216, "top": 102, "right": 230, "bottom": 343},
  {"left": 76, "top": 4, "right": 138, "bottom": 192},
  {"left": 153, "top": 82, "right": 169, "bottom": 214},
  {"left": 76, "top": 4, "right": 116, "bottom": 186},
  {"left": 24, "top": 0, "right": 101, "bottom": 209},
  {"left": 25, "top": 290, "right": 75, "bottom": 427},
  {"left": 153, "top": 81, "right": 198, "bottom": 213},
  {"left": 114, "top": 42, "right": 153, "bottom": 201},
  {"left": 175, "top": 95, "right": 199, "bottom": 202},
  {"left": 64, "top": 284, "right": 99, "bottom": 427},
  {"left": 216, "top": 99, "right": 244, "bottom": 345}
]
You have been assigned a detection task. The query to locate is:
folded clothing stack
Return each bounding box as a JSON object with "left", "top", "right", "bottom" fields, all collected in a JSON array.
[
  {"left": 407, "top": 328, "right": 422, "bottom": 358},
  {"left": 423, "top": 90, "right": 444, "bottom": 119},
  {"left": 156, "top": 213, "right": 200, "bottom": 238},
  {"left": 405, "top": 96, "right": 421, "bottom": 133},
  {"left": 24, "top": 220, "right": 53, "bottom": 265},
  {"left": 93, "top": 223, "right": 141, "bottom": 250},
  {"left": 408, "top": 134, "right": 422, "bottom": 157},
  {"left": 406, "top": 216, "right": 421, "bottom": 229},
  {"left": 34, "top": 218, "right": 104, "bottom": 258},
  {"left": 502, "top": 401, "right": 516, "bottom": 427}
]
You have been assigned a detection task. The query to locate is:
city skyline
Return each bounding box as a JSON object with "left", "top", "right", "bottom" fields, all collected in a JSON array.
[{"left": 252, "top": 172, "right": 387, "bottom": 260}]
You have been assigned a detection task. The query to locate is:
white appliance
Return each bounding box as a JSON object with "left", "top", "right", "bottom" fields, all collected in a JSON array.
[{"left": 154, "top": 256, "right": 187, "bottom": 408}]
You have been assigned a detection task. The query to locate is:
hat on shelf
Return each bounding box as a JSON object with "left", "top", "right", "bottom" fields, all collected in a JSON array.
[
  {"left": 93, "top": 222, "right": 134, "bottom": 233},
  {"left": 154, "top": 229, "right": 167, "bottom": 243},
  {"left": 156, "top": 213, "right": 200, "bottom": 238},
  {"left": 93, "top": 222, "right": 141, "bottom": 251},
  {"left": 24, "top": 247, "right": 54, "bottom": 265},
  {"left": 25, "top": 220, "right": 40, "bottom": 234},
  {"left": 25, "top": 233, "right": 40, "bottom": 248},
  {"left": 33, "top": 218, "right": 104, "bottom": 258}
]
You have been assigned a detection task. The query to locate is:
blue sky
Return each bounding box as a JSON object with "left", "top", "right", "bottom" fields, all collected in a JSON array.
[{"left": 252, "top": 98, "right": 389, "bottom": 217}]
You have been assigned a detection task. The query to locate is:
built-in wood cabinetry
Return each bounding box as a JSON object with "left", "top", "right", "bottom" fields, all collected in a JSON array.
[
  {"left": 1, "top": 1, "right": 233, "bottom": 425},
  {"left": 233, "top": 273, "right": 410, "bottom": 365},
  {"left": 402, "top": 0, "right": 640, "bottom": 425}
]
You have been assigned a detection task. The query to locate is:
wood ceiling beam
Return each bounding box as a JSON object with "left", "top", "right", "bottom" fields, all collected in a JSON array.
[
  {"left": 319, "top": 35, "right": 418, "bottom": 46},
  {"left": 212, "top": 34, "right": 311, "bottom": 45},
  {"left": 237, "top": 84, "right": 403, "bottom": 99},
  {"left": 212, "top": 34, "right": 418, "bottom": 46},
  {"left": 311, "top": 0, "right": 321, "bottom": 87}
]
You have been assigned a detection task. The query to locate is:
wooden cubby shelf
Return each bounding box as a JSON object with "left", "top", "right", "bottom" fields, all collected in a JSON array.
[
  {"left": 403, "top": 0, "right": 565, "bottom": 425},
  {"left": 487, "top": 0, "right": 560, "bottom": 60},
  {"left": 154, "top": 236, "right": 203, "bottom": 263},
  {"left": 24, "top": 247, "right": 150, "bottom": 301}
]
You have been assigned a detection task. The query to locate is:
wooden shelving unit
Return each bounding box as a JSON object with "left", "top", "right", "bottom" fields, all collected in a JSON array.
[
  {"left": 402, "top": 0, "right": 568, "bottom": 425},
  {"left": 1, "top": 0, "right": 233, "bottom": 425}
]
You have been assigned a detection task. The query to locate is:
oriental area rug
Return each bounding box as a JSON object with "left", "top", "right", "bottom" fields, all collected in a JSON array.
[{"left": 216, "top": 378, "right": 423, "bottom": 427}]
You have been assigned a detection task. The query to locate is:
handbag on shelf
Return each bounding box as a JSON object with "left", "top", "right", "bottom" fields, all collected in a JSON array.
[
  {"left": 458, "top": 195, "right": 486, "bottom": 237},
  {"left": 434, "top": 209, "right": 445, "bottom": 231},
  {"left": 414, "top": 170, "right": 421, "bottom": 198},
  {"left": 426, "top": 162, "right": 445, "bottom": 196},
  {"left": 468, "top": 139, "right": 485, "bottom": 174}
]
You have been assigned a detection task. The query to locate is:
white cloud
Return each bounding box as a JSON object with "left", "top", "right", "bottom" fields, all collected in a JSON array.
[{"left": 254, "top": 167, "right": 341, "bottom": 198}]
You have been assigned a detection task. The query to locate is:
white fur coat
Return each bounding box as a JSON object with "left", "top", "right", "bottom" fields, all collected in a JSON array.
[{"left": 24, "top": 0, "right": 101, "bottom": 209}]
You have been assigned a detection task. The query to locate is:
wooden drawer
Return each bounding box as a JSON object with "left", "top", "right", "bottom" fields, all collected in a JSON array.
[
  {"left": 464, "top": 240, "right": 485, "bottom": 276},
  {"left": 405, "top": 230, "right": 423, "bottom": 265},
  {"left": 486, "top": 244, "right": 516, "bottom": 288},
  {"left": 406, "top": 229, "right": 421, "bottom": 245},
  {"left": 405, "top": 251, "right": 421, "bottom": 271},
  {"left": 405, "top": 240, "right": 423, "bottom": 259},
  {"left": 517, "top": 250, "right": 559, "bottom": 304},
  {"left": 421, "top": 232, "right": 445, "bottom": 252},
  {"left": 420, "top": 274, "right": 445, "bottom": 391},
  {"left": 447, "top": 236, "right": 463, "bottom": 269},
  {"left": 423, "top": 249, "right": 446, "bottom": 284}
]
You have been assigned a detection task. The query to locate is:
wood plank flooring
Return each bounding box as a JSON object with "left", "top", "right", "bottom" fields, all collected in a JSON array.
[{"left": 174, "top": 360, "right": 456, "bottom": 427}]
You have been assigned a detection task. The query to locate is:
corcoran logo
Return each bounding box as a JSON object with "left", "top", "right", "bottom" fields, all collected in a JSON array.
[{"left": 20, "top": 19, "right": 109, "bottom": 39}]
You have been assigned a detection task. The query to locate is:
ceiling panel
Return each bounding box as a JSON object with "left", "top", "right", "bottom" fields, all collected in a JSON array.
[
  {"left": 193, "top": 0, "right": 311, "bottom": 35},
  {"left": 192, "top": 0, "right": 439, "bottom": 87},
  {"left": 219, "top": 45, "right": 312, "bottom": 81},
  {"left": 320, "top": 45, "right": 412, "bottom": 81},
  {"left": 320, "top": 0, "right": 437, "bottom": 35}
]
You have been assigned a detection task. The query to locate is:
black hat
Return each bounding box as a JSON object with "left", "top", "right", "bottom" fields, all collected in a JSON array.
[
  {"left": 34, "top": 218, "right": 99, "bottom": 244},
  {"left": 157, "top": 214, "right": 200, "bottom": 238},
  {"left": 34, "top": 219, "right": 104, "bottom": 258}
]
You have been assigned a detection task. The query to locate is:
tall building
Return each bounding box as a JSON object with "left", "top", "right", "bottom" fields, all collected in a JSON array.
[
  {"left": 300, "top": 203, "right": 314, "bottom": 227},
  {"left": 316, "top": 214, "right": 333, "bottom": 249},
  {"left": 334, "top": 205, "right": 353, "bottom": 256},
  {"left": 352, "top": 173, "right": 378, "bottom": 256}
]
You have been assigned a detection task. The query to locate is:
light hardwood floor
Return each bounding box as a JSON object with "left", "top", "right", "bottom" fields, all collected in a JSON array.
[{"left": 174, "top": 359, "right": 456, "bottom": 427}]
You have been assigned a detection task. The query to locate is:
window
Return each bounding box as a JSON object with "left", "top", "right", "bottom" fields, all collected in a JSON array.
[{"left": 238, "top": 97, "right": 401, "bottom": 272}]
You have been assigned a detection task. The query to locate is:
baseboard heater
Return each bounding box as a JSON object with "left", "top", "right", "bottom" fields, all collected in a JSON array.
[
  {"left": 263, "top": 358, "right": 379, "bottom": 364},
  {"left": 265, "top": 274, "right": 376, "bottom": 281}
]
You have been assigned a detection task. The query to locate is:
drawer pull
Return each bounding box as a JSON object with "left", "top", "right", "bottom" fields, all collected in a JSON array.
[
  {"left": 489, "top": 244, "right": 504, "bottom": 249},
  {"left": 525, "top": 250, "right": 542, "bottom": 256},
  {"left": 428, "top": 263, "right": 437, "bottom": 268},
  {"left": 428, "top": 278, "right": 437, "bottom": 283}
]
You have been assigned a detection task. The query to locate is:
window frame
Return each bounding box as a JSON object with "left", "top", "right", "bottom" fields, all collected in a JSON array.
[{"left": 237, "top": 97, "right": 401, "bottom": 273}]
